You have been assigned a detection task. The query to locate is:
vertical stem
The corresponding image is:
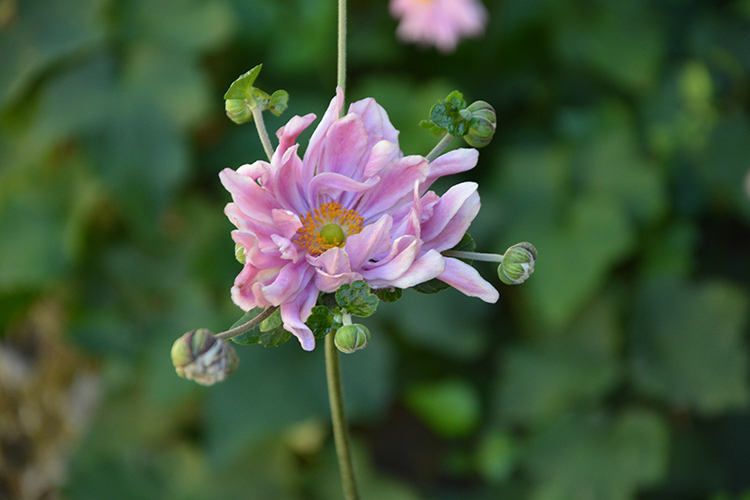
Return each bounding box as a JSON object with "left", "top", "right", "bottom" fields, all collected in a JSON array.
[
  {"left": 337, "top": 0, "right": 347, "bottom": 102},
  {"left": 251, "top": 106, "right": 275, "bottom": 162},
  {"left": 425, "top": 133, "right": 454, "bottom": 163},
  {"left": 326, "top": 334, "right": 359, "bottom": 500}
]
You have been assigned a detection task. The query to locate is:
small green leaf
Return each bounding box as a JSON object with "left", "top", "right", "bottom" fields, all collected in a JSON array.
[
  {"left": 306, "top": 305, "right": 342, "bottom": 338},
  {"left": 268, "top": 90, "right": 289, "bottom": 116},
  {"left": 223, "top": 65, "right": 262, "bottom": 100},
  {"left": 375, "top": 287, "right": 403, "bottom": 302},
  {"left": 428, "top": 90, "right": 470, "bottom": 137},
  {"left": 259, "top": 308, "right": 282, "bottom": 332},
  {"left": 256, "top": 325, "right": 292, "bottom": 347},
  {"left": 230, "top": 309, "right": 262, "bottom": 345},
  {"left": 335, "top": 281, "right": 379, "bottom": 317}
]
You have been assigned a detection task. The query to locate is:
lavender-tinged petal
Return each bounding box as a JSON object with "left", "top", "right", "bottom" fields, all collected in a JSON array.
[
  {"left": 422, "top": 148, "right": 478, "bottom": 194},
  {"left": 356, "top": 156, "right": 429, "bottom": 219},
  {"left": 348, "top": 97, "right": 401, "bottom": 149},
  {"left": 306, "top": 247, "right": 352, "bottom": 276},
  {"left": 270, "top": 145, "right": 309, "bottom": 214},
  {"left": 220, "top": 168, "right": 280, "bottom": 225},
  {"left": 271, "top": 234, "right": 299, "bottom": 262},
  {"left": 314, "top": 269, "right": 362, "bottom": 293},
  {"left": 280, "top": 282, "right": 319, "bottom": 351},
  {"left": 319, "top": 114, "right": 369, "bottom": 181},
  {"left": 308, "top": 172, "right": 378, "bottom": 206},
  {"left": 422, "top": 191, "right": 480, "bottom": 252},
  {"left": 237, "top": 161, "right": 270, "bottom": 181},
  {"left": 302, "top": 87, "right": 345, "bottom": 181},
  {"left": 363, "top": 140, "right": 400, "bottom": 178},
  {"left": 276, "top": 113, "right": 317, "bottom": 154},
  {"left": 231, "top": 266, "right": 281, "bottom": 311},
  {"left": 359, "top": 236, "right": 420, "bottom": 282},
  {"left": 343, "top": 215, "right": 394, "bottom": 270},
  {"left": 260, "top": 260, "right": 315, "bottom": 305},
  {"left": 438, "top": 257, "right": 499, "bottom": 303},
  {"left": 420, "top": 182, "right": 478, "bottom": 243},
  {"left": 380, "top": 249, "right": 446, "bottom": 289},
  {"left": 232, "top": 231, "right": 286, "bottom": 268},
  {"left": 271, "top": 209, "right": 303, "bottom": 239}
]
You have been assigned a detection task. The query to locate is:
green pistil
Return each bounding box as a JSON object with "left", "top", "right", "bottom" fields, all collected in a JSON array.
[{"left": 320, "top": 224, "right": 346, "bottom": 245}]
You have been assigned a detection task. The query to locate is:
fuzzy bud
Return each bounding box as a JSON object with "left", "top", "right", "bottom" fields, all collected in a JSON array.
[
  {"left": 334, "top": 324, "right": 371, "bottom": 354},
  {"left": 171, "top": 329, "right": 239, "bottom": 386},
  {"left": 498, "top": 242, "right": 537, "bottom": 285},
  {"left": 235, "top": 243, "right": 246, "bottom": 264},
  {"left": 464, "top": 101, "right": 496, "bottom": 148}
]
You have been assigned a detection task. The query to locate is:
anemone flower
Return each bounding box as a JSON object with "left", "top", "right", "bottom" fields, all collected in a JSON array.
[
  {"left": 220, "top": 88, "right": 498, "bottom": 351},
  {"left": 390, "top": 0, "right": 488, "bottom": 54}
]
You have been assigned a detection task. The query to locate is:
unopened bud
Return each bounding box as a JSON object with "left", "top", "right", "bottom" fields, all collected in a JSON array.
[
  {"left": 171, "top": 329, "right": 239, "bottom": 386},
  {"left": 334, "top": 324, "right": 371, "bottom": 354},
  {"left": 225, "top": 97, "right": 256, "bottom": 125},
  {"left": 498, "top": 242, "right": 537, "bottom": 285},
  {"left": 464, "top": 101, "right": 496, "bottom": 148},
  {"left": 235, "top": 243, "right": 246, "bottom": 264}
]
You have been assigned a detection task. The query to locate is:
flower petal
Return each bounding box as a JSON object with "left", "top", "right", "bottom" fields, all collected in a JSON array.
[
  {"left": 420, "top": 182, "right": 479, "bottom": 244},
  {"left": 348, "top": 97, "right": 400, "bottom": 149},
  {"left": 220, "top": 168, "right": 280, "bottom": 225},
  {"left": 308, "top": 172, "right": 378, "bottom": 206},
  {"left": 360, "top": 235, "right": 419, "bottom": 282},
  {"left": 363, "top": 140, "right": 400, "bottom": 178},
  {"left": 280, "top": 282, "right": 319, "bottom": 351},
  {"left": 384, "top": 249, "right": 445, "bottom": 288},
  {"left": 343, "top": 214, "right": 394, "bottom": 270},
  {"left": 319, "top": 113, "right": 369, "bottom": 181},
  {"left": 260, "top": 259, "right": 315, "bottom": 305},
  {"left": 302, "top": 87, "right": 345, "bottom": 181},
  {"left": 438, "top": 257, "right": 499, "bottom": 303},
  {"left": 423, "top": 148, "right": 478, "bottom": 193},
  {"left": 355, "top": 155, "right": 429, "bottom": 219}
]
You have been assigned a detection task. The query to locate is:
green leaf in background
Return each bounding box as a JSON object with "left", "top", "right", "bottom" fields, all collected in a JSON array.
[
  {"left": 525, "top": 410, "right": 670, "bottom": 500},
  {"left": 494, "top": 296, "right": 622, "bottom": 425},
  {"left": 374, "top": 287, "right": 402, "bottom": 303},
  {"left": 230, "top": 308, "right": 293, "bottom": 348},
  {"left": 630, "top": 280, "right": 750, "bottom": 415},
  {"left": 335, "top": 281, "right": 379, "bottom": 318},
  {"left": 476, "top": 430, "right": 517, "bottom": 484},
  {"left": 405, "top": 379, "right": 481, "bottom": 438}
]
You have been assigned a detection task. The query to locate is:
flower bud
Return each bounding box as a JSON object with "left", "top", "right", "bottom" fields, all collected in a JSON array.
[
  {"left": 171, "top": 329, "right": 239, "bottom": 386},
  {"left": 334, "top": 324, "right": 371, "bottom": 354},
  {"left": 498, "top": 242, "right": 537, "bottom": 285},
  {"left": 235, "top": 243, "right": 246, "bottom": 264},
  {"left": 225, "top": 98, "right": 255, "bottom": 125},
  {"left": 464, "top": 101, "right": 496, "bottom": 148}
]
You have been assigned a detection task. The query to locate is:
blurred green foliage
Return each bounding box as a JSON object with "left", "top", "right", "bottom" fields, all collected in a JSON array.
[{"left": 1, "top": 0, "right": 750, "bottom": 498}]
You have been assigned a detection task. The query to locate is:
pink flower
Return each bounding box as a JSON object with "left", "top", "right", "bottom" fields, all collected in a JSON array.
[
  {"left": 390, "top": 0, "right": 488, "bottom": 54},
  {"left": 220, "top": 88, "right": 498, "bottom": 351}
]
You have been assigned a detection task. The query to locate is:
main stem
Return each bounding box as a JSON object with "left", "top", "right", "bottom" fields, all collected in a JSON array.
[
  {"left": 326, "top": 334, "right": 359, "bottom": 500},
  {"left": 337, "top": 0, "right": 347, "bottom": 100}
]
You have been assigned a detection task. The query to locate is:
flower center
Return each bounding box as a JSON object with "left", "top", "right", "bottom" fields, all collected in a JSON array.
[{"left": 298, "top": 202, "right": 364, "bottom": 255}]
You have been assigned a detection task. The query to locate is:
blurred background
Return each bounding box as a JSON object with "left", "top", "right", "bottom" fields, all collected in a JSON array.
[{"left": 2, "top": 0, "right": 750, "bottom": 498}]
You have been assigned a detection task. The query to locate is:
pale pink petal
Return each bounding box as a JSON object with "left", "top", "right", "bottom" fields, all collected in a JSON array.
[
  {"left": 420, "top": 182, "right": 478, "bottom": 243},
  {"left": 260, "top": 259, "right": 315, "bottom": 305},
  {"left": 280, "top": 282, "right": 319, "bottom": 351},
  {"left": 220, "top": 168, "right": 280, "bottom": 225},
  {"left": 423, "top": 148, "right": 478, "bottom": 193},
  {"left": 355, "top": 156, "right": 429, "bottom": 219},
  {"left": 271, "top": 209, "right": 303, "bottom": 239},
  {"left": 302, "top": 87, "right": 345, "bottom": 181},
  {"left": 232, "top": 231, "right": 286, "bottom": 268},
  {"left": 422, "top": 190, "right": 480, "bottom": 252},
  {"left": 363, "top": 140, "right": 400, "bottom": 178},
  {"left": 319, "top": 114, "right": 369, "bottom": 181},
  {"left": 231, "top": 266, "right": 281, "bottom": 311},
  {"left": 438, "top": 257, "right": 499, "bottom": 303},
  {"left": 343, "top": 215, "right": 394, "bottom": 270},
  {"left": 360, "top": 235, "right": 420, "bottom": 282},
  {"left": 271, "top": 234, "right": 299, "bottom": 262},
  {"left": 237, "top": 161, "right": 270, "bottom": 180},
  {"left": 381, "top": 249, "right": 445, "bottom": 289},
  {"left": 348, "top": 98, "right": 400, "bottom": 149},
  {"left": 308, "top": 172, "right": 378, "bottom": 206},
  {"left": 308, "top": 248, "right": 362, "bottom": 292}
]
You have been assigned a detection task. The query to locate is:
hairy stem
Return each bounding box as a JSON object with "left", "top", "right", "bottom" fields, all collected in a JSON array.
[
  {"left": 326, "top": 333, "right": 359, "bottom": 500},
  {"left": 251, "top": 106, "right": 275, "bottom": 162},
  {"left": 425, "top": 133, "right": 454, "bottom": 163},
  {"left": 215, "top": 306, "right": 278, "bottom": 340},
  {"left": 442, "top": 250, "right": 504, "bottom": 263},
  {"left": 337, "top": 0, "right": 347, "bottom": 105}
]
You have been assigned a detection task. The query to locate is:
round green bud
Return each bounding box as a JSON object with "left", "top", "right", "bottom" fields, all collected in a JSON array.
[
  {"left": 235, "top": 243, "right": 246, "bottom": 265},
  {"left": 498, "top": 242, "right": 537, "bottom": 285},
  {"left": 464, "top": 100, "right": 497, "bottom": 148},
  {"left": 225, "top": 98, "right": 254, "bottom": 125},
  {"left": 171, "top": 328, "right": 239, "bottom": 386},
  {"left": 334, "top": 324, "right": 371, "bottom": 354},
  {"left": 320, "top": 224, "right": 345, "bottom": 245}
]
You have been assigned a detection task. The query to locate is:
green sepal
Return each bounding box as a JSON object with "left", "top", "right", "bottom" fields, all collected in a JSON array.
[
  {"left": 335, "top": 281, "right": 379, "bottom": 318},
  {"left": 413, "top": 233, "right": 476, "bottom": 295},
  {"left": 230, "top": 308, "right": 293, "bottom": 347},
  {"left": 375, "top": 287, "right": 403, "bottom": 302},
  {"left": 223, "top": 64, "right": 289, "bottom": 124},
  {"left": 223, "top": 65, "right": 263, "bottom": 100},
  {"left": 424, "top": 90, "right": 471, "bottom": 138},
  {"left": 306, "top": 305, "right": 343, "bottom": 339},
  {"left": 268, "top": 90, "right": 289, "bottom": 116}
]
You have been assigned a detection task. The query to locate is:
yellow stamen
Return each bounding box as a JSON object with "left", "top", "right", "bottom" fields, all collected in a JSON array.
[{"left": 298, "top": 202, "right": 364, "bottom": 255}]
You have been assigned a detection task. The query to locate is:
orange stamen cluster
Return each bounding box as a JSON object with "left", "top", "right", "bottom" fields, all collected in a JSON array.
[{"left": 297, "top": 202, "right": 364, "bottom": 255}]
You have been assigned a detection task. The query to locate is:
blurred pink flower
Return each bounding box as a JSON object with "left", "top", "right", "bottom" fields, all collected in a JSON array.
[
  {"left": 220, "top": 88, "right": 498, "bottom": 351},
  {"left": 390, "top": 0, "right": 488, "bottom": 53}
]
